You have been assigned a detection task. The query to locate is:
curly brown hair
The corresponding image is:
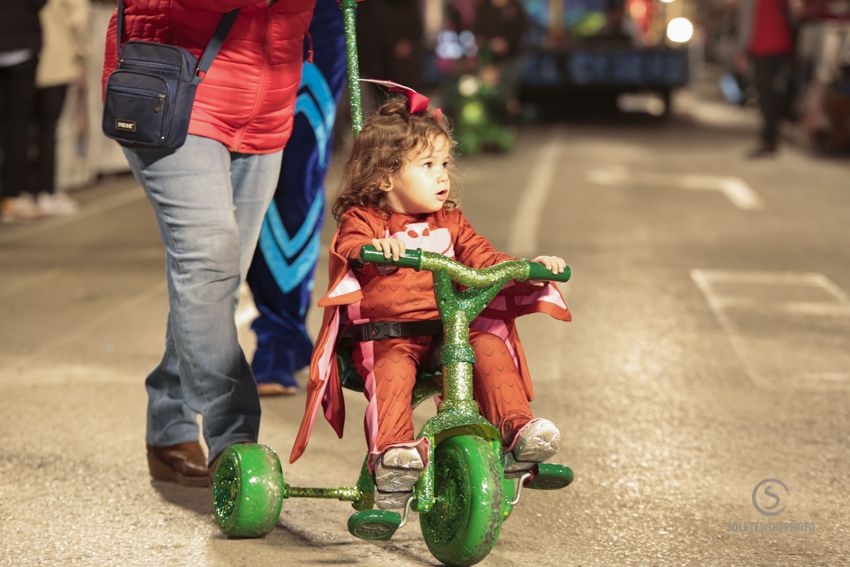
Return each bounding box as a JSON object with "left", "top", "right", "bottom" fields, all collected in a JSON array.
[{"left": 332, "top": 97, "right": 458, "bottom": 222}]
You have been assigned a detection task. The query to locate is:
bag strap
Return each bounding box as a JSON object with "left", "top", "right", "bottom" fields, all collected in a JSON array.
[
  {"left": 116, "top": 0, "right": 239, "bottom": 85},
  {"left": 116, "top": 0, "right": 125, "bottom": 56},
  {"left": 193, "top": 10, "right": 240, "bottom": 85}
]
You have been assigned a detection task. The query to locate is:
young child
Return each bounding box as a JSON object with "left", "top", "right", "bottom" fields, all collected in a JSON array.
[{"left": 290, "top": 93, "right": 571, "bottom": 509}]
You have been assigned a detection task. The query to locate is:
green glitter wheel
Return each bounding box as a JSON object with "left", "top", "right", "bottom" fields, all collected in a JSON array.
[
  {"left": 420, "top": 435, "right": 503, "bottom": 566},
  {"left": 213, "top": 444, "right": 284, "bottom": 538}
]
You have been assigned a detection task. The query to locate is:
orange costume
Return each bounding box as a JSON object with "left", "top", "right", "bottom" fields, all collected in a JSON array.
[{"left": 289, "top": 206, "right": 571, "bottom": 466}]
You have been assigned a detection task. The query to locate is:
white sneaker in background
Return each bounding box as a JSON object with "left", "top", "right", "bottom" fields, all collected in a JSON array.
[
  {"left": 1, "top": 194, "right": 43, "bottom": 223},
  {"left": 37, "top": 192, "right": 80, "bottom": 216}
]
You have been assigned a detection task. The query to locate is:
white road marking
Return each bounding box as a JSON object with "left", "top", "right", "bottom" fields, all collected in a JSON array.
[
  {"left": 679, "top": 175, "right": 764, "bottom": 211},
  {"left": 713, "top": 298, "right": 850, "bottom": 317},
  {"left": 0, "top": 187, "right": 145, "bottom": 245},
  {"left": 587, "top": 166, "right": 763, "bottom": 211},
  {"left": 692, "top": 269, "right": 850, "bottom": 391},
  {"left": 695, "top": 271, "right": 850, "bottom": 302},
  {"left": 509, "top": 139, "right": 560, "bottom": 257}
]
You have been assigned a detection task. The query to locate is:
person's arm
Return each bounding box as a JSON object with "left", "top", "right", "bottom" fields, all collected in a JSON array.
[
  {"left": 335, "top": 209, "right": 381, "bottom": 261},
  {"left": 336, "top": 209, "right": 403, "bottom": 277}
]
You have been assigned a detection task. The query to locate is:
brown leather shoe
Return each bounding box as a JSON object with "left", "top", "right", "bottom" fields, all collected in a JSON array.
[{"left": 147, "top": 441, "right": 210, "bottom": 487}]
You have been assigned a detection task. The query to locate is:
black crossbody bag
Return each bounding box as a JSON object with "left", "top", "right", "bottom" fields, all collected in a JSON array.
[{"left": 102, "top": 0, "right": 239, "bottom": 150}]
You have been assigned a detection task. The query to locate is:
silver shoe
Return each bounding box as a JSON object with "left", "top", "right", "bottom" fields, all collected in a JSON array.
[
  {"left": 512, "top": 418, "right": 561, "bottom": 464},
  {"left": 503, "top": 451, "right": 536, "bottom": 477},
  {"left": 374, "top": 488, "right": 414, "bottom": 510},
  {"left": 374, "top": 447, "right": 424, "bottom": 493}
]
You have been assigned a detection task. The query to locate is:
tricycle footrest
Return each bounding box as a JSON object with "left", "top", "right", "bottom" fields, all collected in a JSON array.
[
  {"left": 525, "top": 463, "right": 574, "bottom": 490},
  {"left": 347, "top": 509, "right": 402, "bottom": 541}
]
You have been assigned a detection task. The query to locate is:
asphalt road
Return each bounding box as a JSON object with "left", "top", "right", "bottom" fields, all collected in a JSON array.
[{"left": 1, "top": 93, "right": 848, "bottom": 566}]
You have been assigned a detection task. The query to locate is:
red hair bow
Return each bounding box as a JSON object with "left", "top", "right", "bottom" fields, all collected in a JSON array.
[{"left": 360, "top": 78, "right": 442, "bottom": 118}]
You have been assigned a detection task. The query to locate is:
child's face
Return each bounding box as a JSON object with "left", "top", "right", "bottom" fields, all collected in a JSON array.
[{"left": 384, "top": 135, "right": 451, "bottom": 215}]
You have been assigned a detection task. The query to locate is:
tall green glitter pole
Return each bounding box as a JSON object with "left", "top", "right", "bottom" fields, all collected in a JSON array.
[{"left": 340, "top": 0, "right": 363, "bottom": 136}]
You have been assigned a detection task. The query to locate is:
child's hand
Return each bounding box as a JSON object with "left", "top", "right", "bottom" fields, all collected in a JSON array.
[
  {"left": 372, "top": 237, "right": 406, "bottom": 261},
  {"left": 529, "top": 255, "right": 566, "bottom": 287}
]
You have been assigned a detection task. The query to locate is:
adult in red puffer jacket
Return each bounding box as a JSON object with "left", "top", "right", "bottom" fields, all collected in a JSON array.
[
  {"left": 103, "top": 0, "right": 315, "bottom": 153},
  {"left": 103, "top": 0, "right": 317, "bottom": 487}
]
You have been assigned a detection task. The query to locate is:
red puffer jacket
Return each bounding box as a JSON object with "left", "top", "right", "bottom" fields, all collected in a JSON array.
[{"left": 102, "top": 0, "right": 316, "bottom": 154}]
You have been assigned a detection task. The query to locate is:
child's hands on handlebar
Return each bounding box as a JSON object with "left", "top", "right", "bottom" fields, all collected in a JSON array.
[
  {"left": 530, "top": 255, "right": 567, "bottom": 286},
  {"left": 361, "top": 242, "right": 568, "bottom": 285},
  {"left": 371, "top": 237, "right": 406, "bottom": 261}
]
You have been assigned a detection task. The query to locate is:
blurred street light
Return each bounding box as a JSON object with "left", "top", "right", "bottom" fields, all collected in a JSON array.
[{"left": 666, "top": 16, "right": 694, "bottom": 43}]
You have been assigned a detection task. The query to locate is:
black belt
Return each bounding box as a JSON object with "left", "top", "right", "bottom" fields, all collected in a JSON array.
[{"left": 340, "top": 320, "right": 443, "bottom": 342}]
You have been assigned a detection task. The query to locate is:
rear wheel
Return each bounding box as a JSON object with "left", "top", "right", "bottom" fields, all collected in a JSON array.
[
  {"left": 213, "top": 444, "right": 284, "bottom": 538},
  {"left": 420, "top": 435, "right": 503, "bottom": 566}
]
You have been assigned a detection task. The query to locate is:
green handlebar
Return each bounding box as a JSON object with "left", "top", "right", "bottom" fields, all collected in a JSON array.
[
  {"left": 527, "top": 261, "right": 571, "bottom": 283},
  {"left": 360, "top": 246, "right": 423, "bottom": 269},
  {"left": 358, "top": 246, "right": 570, "bottom": 283}
]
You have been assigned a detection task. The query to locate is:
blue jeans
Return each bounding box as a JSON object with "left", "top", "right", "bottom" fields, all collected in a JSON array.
[{"left": 124, "top": 135, "right": 283, "bottom": 463}]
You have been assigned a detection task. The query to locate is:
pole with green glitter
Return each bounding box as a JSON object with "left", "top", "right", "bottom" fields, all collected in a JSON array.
[{"left": 340, "top": 0, "right": 363, "bottom": 136}]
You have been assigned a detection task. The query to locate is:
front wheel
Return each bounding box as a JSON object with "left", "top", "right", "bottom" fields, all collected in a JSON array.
[
  {"left": 420, "top": 435, "right": 503, "bottom": 566},
  {"left": 213, "top": 444, "right": 284, "bottom": 538}
]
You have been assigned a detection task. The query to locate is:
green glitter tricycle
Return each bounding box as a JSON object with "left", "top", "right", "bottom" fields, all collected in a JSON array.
[
  {"left": 212, "top": 2, "right": 571, "bottom": 563},
  {"left": 212, "top": 246, "right": 573, "bottom": 566}
]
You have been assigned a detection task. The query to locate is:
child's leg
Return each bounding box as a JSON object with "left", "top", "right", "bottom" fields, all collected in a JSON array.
[
  {"left": 352, "top": 336, "right": 432, "bottom": 508},
  {"left": 470, "top": 330, "right": 561, "bottom": 467},
  {"left": 470, "top": 330, "right": 534, "bottom": 445},
  {"left": 352, "top": 337, "right": 431, "bottom": 454}
]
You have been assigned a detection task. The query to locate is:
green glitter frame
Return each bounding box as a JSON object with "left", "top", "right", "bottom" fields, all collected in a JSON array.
[{"left": 276, "top": 247, "right": 569, "bottom": 512}]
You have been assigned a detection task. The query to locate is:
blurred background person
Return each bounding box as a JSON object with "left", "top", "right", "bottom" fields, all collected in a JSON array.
[
  {"left": 795, "top": 0, "right": 850, "bottom": 152},
  {"left": 25, "top": 0, "right": 89, "bottom": 217},
  {"left": 247, "top": 0, "right": 347, "bottom": 396},
  {"left": 0, "top": 0, "right": 46, "bottom": 223},
  {"left": 737, "top": 0, "right": 797, "bottom": 157}
]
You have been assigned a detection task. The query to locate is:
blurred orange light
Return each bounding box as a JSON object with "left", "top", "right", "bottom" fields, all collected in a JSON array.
[{"left": 630, "top": 1, "right": 647, "bottom": 20}]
